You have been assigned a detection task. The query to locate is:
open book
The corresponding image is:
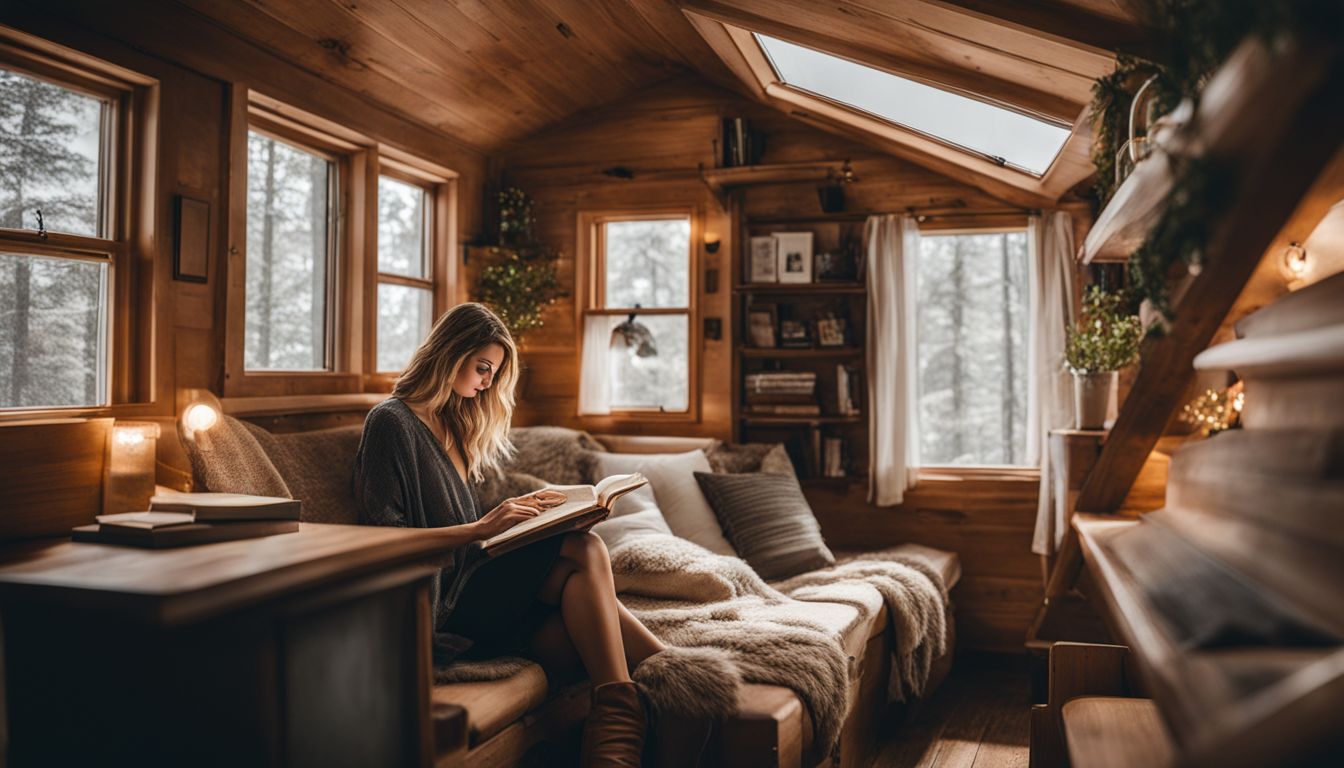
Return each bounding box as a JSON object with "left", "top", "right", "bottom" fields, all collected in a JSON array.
[{"left": 480, "top": 472, "right": 648, "bottom": 557}]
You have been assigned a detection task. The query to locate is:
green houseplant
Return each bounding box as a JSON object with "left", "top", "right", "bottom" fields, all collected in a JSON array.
[
  {"left": 472, "top": 186, "right": 566, "bottom": 342},
  {"left": 1066, "top": 286, "right": 1144, "bottom": 429}
]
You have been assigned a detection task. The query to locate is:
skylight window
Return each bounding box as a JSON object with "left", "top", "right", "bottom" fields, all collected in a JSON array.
[{"left": 755, "top": 34, "right": 1071, "bottom": 176}]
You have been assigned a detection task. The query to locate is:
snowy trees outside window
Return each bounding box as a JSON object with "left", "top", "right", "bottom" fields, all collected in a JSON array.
[
  {"left": 599, "top": 217, "right": 691, "bottom": 412},
  {"left": 244, "top": 131, "right": 334, "bottom": 371},
  {"left": 376, "top": 175, "right": 432, "bottom": 372},
  {"left": 915, "top": 231, "right": 1029, "bottom": 466},
  {"left": 0, "top": 66, "right": 111, "bottom": 409}
]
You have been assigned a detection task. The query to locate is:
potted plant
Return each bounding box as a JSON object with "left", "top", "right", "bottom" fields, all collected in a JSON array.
[{"left": 1066, "top": 286, "right": 1143, "bottom": 429}]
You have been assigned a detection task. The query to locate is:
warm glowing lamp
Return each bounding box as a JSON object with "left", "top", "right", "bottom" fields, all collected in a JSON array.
[
  {"left": 107, "top": 421, "right": 161, "bottom": 513},
  {"left": 703, "top": 232, "right": 721, "bottom": 254},
  {"left": 177, "top": 388, "right": 223, "bottom": 452}
]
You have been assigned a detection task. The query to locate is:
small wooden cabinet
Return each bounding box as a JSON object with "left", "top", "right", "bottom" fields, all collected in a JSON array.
[{"left": 0, "top": 523, "right": 447, "bottom": 767}]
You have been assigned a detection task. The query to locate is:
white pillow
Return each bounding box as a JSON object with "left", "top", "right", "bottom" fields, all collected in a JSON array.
[
  {"left": 592, "top": 450, "right": 737, "bottom": 556},
  {"left": 591, "top": 508, "right": 673, "bottom": 551}
]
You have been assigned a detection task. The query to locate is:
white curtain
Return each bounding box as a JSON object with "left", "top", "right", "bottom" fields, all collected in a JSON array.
[
  {"left": 1027, "top": 212, "right": 1079, "bottom": 555},
  {"left": 865, "top": 214, "right": 921, "bottom": 506},
  {"left": 577, "top": 313, "right": 612, "bottom": 416}
]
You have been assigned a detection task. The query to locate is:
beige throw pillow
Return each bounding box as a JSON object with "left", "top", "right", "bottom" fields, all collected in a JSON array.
[{"left": 591, "top": 450, "right": 737, "bottom": 556}]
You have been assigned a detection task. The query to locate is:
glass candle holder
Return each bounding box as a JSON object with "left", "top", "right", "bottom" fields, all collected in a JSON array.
[{"left": 106, "top": 421, "right": 160, "bottom": 514}]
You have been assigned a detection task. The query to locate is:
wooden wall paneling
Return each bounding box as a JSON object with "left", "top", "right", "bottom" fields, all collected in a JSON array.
[{"left": 0, "top": 419, "right": 111, "bottom": 541}]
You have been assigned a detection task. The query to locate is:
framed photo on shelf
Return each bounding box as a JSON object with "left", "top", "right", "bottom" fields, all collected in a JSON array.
[
  {"left": 747, "top": 304, "right": 777, "bottom": 347},
  {"left": 779, "top": 318, "right": 811, "bottom": 347},
  {"left": 774, "top": 231, "right": 813, "bottom": 283},
  {"left": 816, "top": 314, "right": 847, "bottom": 346},
  {"left": 748, "top": 236, "right": 778, "bottom": 283}
]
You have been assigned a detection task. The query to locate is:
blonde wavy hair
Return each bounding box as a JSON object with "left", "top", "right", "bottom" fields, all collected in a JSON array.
[{"left": 392, "top": 302, "right": 518, "bottom": 483}]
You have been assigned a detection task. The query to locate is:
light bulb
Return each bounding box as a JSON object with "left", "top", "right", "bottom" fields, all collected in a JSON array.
[{"left": 184, "top": 402, "right": 219, "bottom": 433}]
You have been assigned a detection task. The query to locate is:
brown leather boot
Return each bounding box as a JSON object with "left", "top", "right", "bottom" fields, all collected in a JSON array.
[{"left": 580, "top": 681, "right": 647, "bottom": 767}]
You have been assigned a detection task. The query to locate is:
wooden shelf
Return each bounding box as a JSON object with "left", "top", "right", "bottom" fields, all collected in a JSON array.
[
  {"left": 734, "top": 282, "right": 865, "bottom": 294},
  {"left": 702, "top": 161, "right": 838, "bottom": 193},
  {"left": 739, "top": 346, "right": 863, "bottom": 358},
  {"left": 1080, "top": 36, "right": 1341, "bottom": 264},
  {"left": 740, "top": 415, "right": 861, "bottom": 426},
  {"left": 800, "top": 476, "right": 865, "bottom": 489}
]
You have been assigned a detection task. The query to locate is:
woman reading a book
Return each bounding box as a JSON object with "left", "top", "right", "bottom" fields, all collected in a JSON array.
[{"left": 352, "top": 302, "right": 665, "bottom": 766}]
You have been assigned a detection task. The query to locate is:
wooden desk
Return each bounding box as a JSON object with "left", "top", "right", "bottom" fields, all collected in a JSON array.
[{"left": 0, "top": 523, "right": 448, "bottom": 767}]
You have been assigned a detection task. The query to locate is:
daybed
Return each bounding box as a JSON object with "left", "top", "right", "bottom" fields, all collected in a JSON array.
[{"left": 187, "top": 418, "right": 960, "bottom": 767}]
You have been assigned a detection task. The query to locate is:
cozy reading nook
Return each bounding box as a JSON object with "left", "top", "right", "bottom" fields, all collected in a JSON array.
[{"left": 1, "top": 1, "right": 1342, "bottom": 767}]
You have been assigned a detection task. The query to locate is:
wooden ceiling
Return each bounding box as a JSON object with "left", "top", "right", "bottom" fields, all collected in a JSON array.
[{"left": 177, "top": 0, "right": 1151, "bottom": 202}]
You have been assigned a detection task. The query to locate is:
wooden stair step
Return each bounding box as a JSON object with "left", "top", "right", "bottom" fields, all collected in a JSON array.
[
  {"left": 1167, "top": 429, "right": 1344, "bottom": 480},
  {"left": 1062, "top": 697, "right": 1175, "bottom": 768},
  {"left": 1235, "top": 270, "right": 1344, "bottom": 339},
  {"left": 1193, "top": 324, "right": 1344, "bottom": 379},
  {"left": 1165, "top": 453, "right": 1344, "bottom": 547}
]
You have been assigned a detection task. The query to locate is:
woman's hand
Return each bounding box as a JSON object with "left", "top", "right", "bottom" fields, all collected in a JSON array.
[{"left": 471, "top": 490, "right": 565, "bottom": 540}]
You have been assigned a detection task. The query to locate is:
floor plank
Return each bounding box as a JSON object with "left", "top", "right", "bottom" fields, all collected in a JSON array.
[{"left": 874, "top": 652, "right": 1030, "bottom": 768}]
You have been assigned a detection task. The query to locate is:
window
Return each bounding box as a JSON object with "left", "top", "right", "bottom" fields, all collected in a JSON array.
[
  {"left": 755, "top": 34, "right": 1070, "bottom": 176},
  {"left": 0, "top": 51, "right": 144, "bottom": 411},
  {"left": 375, "top": 174, "right": 432, "bottom": 372},
  {"left": 244, "top": 129, "right": 336, "bottom": 371},
  {"left": 585, "top": 214, "right": 694, "bottom": 413},
  {"left": 914, "top": 230, "right": 1029, "bottom": 466}
]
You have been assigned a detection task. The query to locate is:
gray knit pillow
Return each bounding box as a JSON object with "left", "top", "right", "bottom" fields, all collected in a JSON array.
[{"left": 692, "top": 471, "right": 834, "bottom": 580}]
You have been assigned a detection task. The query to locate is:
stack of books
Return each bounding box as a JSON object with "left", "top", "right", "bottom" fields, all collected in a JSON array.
[
  {"left": 745, "top": 371, "right": 819, "bottom": 415},
  {"left": 73, "top": 491, "right": 301, "bottom": 548}
]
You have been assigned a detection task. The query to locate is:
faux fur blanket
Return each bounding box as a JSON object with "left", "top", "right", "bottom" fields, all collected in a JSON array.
[{"left": 435, "top": 535, "right": 948, "bottom": 755}]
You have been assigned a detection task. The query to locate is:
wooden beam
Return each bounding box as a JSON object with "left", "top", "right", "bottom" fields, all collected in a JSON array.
[
  {"left": 925, "top": 0, "right": 1156, "bottom": 59},
  {"left": 1074, "top": 36, "right": 1344, "bottom": 513},
  {"left": 683, "top": 0, "right": 1088, "bottom": 122}
]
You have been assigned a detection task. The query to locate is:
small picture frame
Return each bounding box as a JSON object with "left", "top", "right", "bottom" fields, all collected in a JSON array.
[
  {"left": 779, "top": 319, "right": 811, "bottom": 347},
  {"left": 774, "top": 231, "right": 813, "bottom": 284},
  {"left": 748, "top": 236, "right": 778, "bottom": 283},
  {"left": 747, "top": 304, "right": 777, "bottom": 348},
  {"left": 815, "top": 249, "right": 857, "bottom": 282},
  {"left": 174, "top": 196, "right": 210, "bottom": 283},
  {"left": 816, "top": 314, "right": 847, "bottom": 346}
]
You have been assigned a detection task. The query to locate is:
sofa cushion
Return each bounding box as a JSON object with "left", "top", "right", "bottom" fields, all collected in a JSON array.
[
  {"left": 705, "top": 441, "right": 796, "bottom": 477},
  {"left": 693, "top": 471, "right": 834, "bottom": 580},
  {"left": 504, "top": 426, "right": 606, "bottom": 485},
  {"left": 244, "top": 424, "right": 364, "bottom": 524},
  {"left": 186, "top": 415, "right": 292, "bottom": 499},
  {"left": 591, "top": 450, "right": 736, "bottom": 556}
]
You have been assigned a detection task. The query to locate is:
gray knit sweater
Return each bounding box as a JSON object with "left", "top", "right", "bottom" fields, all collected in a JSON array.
[{"left": 352, "top": 397, "right": 487, "bottom": 662}]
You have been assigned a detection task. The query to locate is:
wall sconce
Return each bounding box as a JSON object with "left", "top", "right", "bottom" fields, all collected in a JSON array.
[
  {"left": 1281, "top": 242, "right": 1309, "bottom": 281},
  {"left": 107, "top": 421, "right": 160, "bottom": 514},
  {"left": 178, "top": 388, "right": 223, "bottom": 452},
  {"left": 704, "top": 233, "right": 721, "bottom": 254}
]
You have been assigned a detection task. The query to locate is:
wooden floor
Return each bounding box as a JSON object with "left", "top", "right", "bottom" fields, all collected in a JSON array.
[{"left": 872, "top": 652, "right": 1031, "bottom": 768}]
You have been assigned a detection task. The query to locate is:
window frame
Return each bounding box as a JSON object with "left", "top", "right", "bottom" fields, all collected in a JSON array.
[
  {"left": 576, "top": 207, "right": 701, "bottom": 421},
  {"left": 370, "top": 165, "right": 438, "bottom": 376},
  {"left": 912, "top": 224, "right": 1035, "bottom": 472},
  {"left": 224, "top": 90, "right": 460, "bottom": 398},
  {"left": 0, "top": 28, "right": 158, "bottom": 420}
]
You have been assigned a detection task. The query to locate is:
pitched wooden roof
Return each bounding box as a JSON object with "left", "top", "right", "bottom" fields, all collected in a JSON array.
[{"left": 178, "top": 0, "right": 1152, "bottom": 202}]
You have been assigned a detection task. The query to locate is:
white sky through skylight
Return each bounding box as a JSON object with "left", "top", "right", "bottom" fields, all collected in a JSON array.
[{"left": 756, "top": 34, "right": 1071, "bottom": 176}]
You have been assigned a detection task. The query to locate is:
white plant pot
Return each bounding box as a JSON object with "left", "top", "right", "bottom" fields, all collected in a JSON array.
[{"left": 1073, "top": 371, "right": 1118, "bottom": 430}]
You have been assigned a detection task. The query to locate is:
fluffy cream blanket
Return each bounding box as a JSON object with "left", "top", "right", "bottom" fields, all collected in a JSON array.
[
  {"left": 610, "top": 535, "right": 949, "bottom": 752},
  {"left": 436, "top": 535, "right": 948, "bottom": 755}
]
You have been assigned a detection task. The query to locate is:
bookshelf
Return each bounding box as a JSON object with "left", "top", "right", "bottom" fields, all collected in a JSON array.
[{"left": 731, "top": 200, "right": 869, "bottom": 483}]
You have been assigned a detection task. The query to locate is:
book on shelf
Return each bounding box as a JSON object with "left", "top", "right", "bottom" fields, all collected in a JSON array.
[
  {"left": 823, "top": 437, "right": 845, "bottom": 478},
  {"left": 71, "top": 519, "right": 299, "bottom": 548},
  {"left": 480, "top": 473, "right": 647, "bottom": 558},
  {"left": 745, "top": 403, "right": 822, "bottom": 416},
  {"left": 149, "top": 490, "right": 301, "bottom": 521},
  {"left": 836, "top": 364, "right": 862, "bottom": 416}
]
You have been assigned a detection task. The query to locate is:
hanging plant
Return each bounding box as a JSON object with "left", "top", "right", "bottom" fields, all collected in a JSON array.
[
  {"left": 472, "top": 187, "right": 566, "bottom": 341},
  {"left": 1126, "top": 156, "right": 1234, "bottom": 333}
]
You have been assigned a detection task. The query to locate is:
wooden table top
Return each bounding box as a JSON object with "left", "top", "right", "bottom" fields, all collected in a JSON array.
[{"left": 0, "top": 523, "right": 450, "bottom": 626}]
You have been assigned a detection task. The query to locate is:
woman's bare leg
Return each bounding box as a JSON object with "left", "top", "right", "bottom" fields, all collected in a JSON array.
[
  {"left": 529, "top": 601, "right": 667, "bottom": 677},
  {"left": 534, "top": 532, "right": 630, "bottom": 685}
]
